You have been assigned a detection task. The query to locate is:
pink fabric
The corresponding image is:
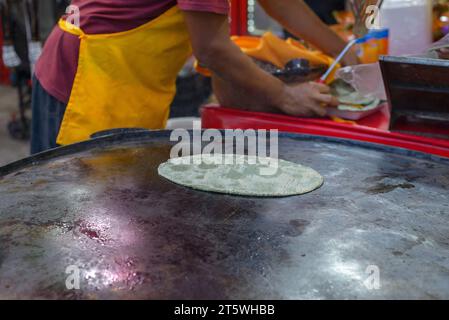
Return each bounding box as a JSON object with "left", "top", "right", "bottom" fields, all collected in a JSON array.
[
  {"left": 35, "top": 0, "right": 230, "bottom": 104},
  {"left": 178, "top": 0, "right": 230, "bottom": 14}
]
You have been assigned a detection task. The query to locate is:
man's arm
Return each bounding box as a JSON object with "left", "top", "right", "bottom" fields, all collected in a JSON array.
[
  {"left": 182, "top": 10, "right": 337, "bottom": 117},
  {"left": 258, "top": 0, "right": 359, "bottom": 66}
]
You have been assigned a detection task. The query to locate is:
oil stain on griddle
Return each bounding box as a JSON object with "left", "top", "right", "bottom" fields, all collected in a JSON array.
[
  {"left": 366, "top": 182, "right": 415, "bottom": 195},
  {"left": 363, "top": 174, "right": 416, "bottom": 195}
]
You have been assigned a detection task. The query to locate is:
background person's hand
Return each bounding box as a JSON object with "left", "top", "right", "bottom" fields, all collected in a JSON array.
[{"left": 280, "top": 81, "right": 339, "bottom": 117}]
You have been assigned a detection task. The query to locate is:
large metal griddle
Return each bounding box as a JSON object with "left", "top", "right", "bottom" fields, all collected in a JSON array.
[{"left": 0, "top": 130, "right": 448, "bottom": 299}]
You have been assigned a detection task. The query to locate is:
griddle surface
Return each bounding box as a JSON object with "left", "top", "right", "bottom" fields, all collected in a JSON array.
[{"left": 0, "top": 131, "right": 448, "bottom": 299}]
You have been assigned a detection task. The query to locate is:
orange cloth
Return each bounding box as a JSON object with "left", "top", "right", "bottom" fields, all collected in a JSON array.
[
  {"left": 196, "top": 32, "right": 339, "bottom": 84},
  {"left": 330, "top": 116, "right": 356, "bottom": 125}
]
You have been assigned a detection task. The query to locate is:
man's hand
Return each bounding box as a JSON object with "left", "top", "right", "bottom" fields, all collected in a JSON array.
[
  {"left": 183, "top": 10, "right": 337, "bottom": 118},
  {"left": 280, "top": 82, "right": 338, "bottom": 117},
  {"left": 184, "top": 10, "right": 286, "bottom": 114}
]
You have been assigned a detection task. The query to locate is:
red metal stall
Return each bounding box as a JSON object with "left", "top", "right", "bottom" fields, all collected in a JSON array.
[
  {"left": 230, "top": 0, "right": 248, "bottom": 36},
  {"left": 201, "top": 105, "right": 449, "bottom": 158},
  {"left": 0, "top": 23, "right": 11, "bottom": 85}
]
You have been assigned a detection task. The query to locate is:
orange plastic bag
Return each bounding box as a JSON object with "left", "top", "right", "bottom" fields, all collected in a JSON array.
[{"left": 196, "top": 32, "right": 339, "bottom": 84}]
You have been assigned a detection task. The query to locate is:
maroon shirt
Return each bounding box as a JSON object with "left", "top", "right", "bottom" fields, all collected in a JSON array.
[{"left": 35, "top": 0, "right": 230, "bottom": 104}]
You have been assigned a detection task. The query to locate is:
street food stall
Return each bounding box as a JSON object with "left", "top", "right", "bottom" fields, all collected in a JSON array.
[
  {"left": 201, "top": 54, "right": 449, "bottom": 158},
  {"left": 203, "top": 0, "right": 449, "bottom": 157}
]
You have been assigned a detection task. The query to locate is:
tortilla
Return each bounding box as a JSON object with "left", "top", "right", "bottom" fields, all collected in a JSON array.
[
  {"left": 338, "top": 98, "right": 381, "bottom": 112},
  {"left": 158, "top": 154, "right": 324, "bottom": 197},
  {"left": 331, "top": 79, "right": 355, "bottom": 96},
  {"left": 338, "top": 92, "right": 376, "bottom": 106},
  {"left": 330, "top": 79, "right": 381, "bottom": 111}
]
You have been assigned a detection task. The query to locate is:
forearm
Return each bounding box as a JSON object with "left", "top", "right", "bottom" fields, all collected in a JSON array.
[
  {"left": 182, "top": 10, "right": 337, "bottom": 117},
  {"left": 183, "top": 11, "right": 285, "bottom": 112},
  {"left": 258, "top": 0, "right": 347, "bottom": 56},
  {"left": 206, "top": 41, "right": 285, "bottom": 112}
]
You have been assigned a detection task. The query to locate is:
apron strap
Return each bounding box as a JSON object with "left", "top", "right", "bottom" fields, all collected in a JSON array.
[{"left": 58, "top": 19, "right": 86, "bottom": 39}]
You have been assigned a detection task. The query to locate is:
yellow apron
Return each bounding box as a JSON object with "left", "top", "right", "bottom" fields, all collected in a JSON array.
[{"left": 56, "top": 6, "right": 192, "bottom": 145}]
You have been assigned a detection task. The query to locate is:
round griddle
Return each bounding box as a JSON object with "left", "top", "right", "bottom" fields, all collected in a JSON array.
[{"left": 0, "top": 131, "right": 448, "bottom": 299}]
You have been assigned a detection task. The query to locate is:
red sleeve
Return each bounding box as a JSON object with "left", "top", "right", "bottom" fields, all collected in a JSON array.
[{"left": 177, "top": 0, "right": 230, "bottom": 15}]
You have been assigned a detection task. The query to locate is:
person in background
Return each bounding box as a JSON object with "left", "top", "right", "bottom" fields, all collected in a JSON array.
[
  {"left": 305, "top": 0, "right": 345, "bottom": 25},
  {"left": 284, "top": 0, "right": 345, "bottom": 39},
  {"left": 31, "top": 0, "right": 359, "bottom": 154}
]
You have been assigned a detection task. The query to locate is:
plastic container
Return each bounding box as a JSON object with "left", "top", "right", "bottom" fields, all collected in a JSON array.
[
  {"left": 380, "top": 0, "right": 433, "bottom": 55},
  {"left": 357, "top": 29, "right": 389, "bottom": 64},
  {"left": 375, "top": 29, "right": 390, "bottom": 55},
  {"left": 357, "top": 29, "right": 389, "bottom": 63},
  {"left": 357, "top": 34, "right": 376, "bottom": 64}
]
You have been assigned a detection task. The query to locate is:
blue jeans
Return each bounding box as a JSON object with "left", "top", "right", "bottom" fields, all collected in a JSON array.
[{"left": 30, "top": 76, "right": 67, "bottom": 154}]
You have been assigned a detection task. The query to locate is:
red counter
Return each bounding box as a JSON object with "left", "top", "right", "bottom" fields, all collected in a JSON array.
[{"left": 201, "top": 105, "right": 449, "bottom": 158}]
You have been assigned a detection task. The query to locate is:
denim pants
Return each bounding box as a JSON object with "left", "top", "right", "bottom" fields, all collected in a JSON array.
[{"left": 30, "top": 76, "right": 67, "bottom": 154}]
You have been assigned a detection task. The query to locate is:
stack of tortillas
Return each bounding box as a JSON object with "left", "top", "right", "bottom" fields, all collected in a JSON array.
[{"left": 331, "top": 79, "right": 381, "bottom": 112}]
